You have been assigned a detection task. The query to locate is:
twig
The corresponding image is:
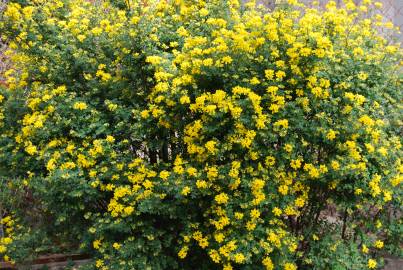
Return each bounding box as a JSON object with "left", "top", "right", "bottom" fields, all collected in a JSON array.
[{"left": 341, "top": 206, "right": 348, "bottom": 239}]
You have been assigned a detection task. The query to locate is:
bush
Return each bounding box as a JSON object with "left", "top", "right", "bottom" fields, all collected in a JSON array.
[{"left": 0, "top": 0, "right": 401, "bottom": 269}]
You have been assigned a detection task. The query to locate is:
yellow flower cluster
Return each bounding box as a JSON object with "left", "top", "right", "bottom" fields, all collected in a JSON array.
[{"left": 0, "top": 216, "right": 14, "bottom": 262}]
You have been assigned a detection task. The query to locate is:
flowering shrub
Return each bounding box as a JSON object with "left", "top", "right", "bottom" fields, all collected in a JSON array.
[{"left": 0, "top": 0, "right": 402, "bottom": 269}]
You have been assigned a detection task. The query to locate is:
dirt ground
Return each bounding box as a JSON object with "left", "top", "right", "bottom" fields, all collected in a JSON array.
[{"left": 384, "top": 257, "right": 403, "bottom": 270}]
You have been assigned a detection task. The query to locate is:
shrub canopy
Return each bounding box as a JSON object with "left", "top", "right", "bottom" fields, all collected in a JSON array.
[{"left": 0, "top": 0, "right": 402, "bottom": 269}]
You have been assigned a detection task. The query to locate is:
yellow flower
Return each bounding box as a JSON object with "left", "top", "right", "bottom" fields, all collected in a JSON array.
[
  {"left": 383, "top": 190, "right": 392, "bottom": 202},
  {"left": 140, "top": 110, "right": 149, "bottom": 118},
  {"left": 207, "top": 166, "right": 218, "bottom": 179},
  {"left": 353, "top": 47, "right": 364, "bottom": 56},
  {"left": 181, "top": 186, "right": 191, "bottom": 196},
  {"left": 250, "top": 209, "right": 261, "bottom": 219},
  {"left": 272, "top": 207, "right": 282, "bottom": 217},
  {"left": 25, "top": 143, "right": 37, "bottom": 155},
  {"left": 73, "top": 102, "right": 87, "bottom": 110},
  {"left": 214, "top": 233, "right": 225, "bottom": 243},
  {"left": 113, "top": 242, "right": 121, "bottom": 250},
  {"left": 93, "top": 239, "right": 101, "bottom": 249},
  {"left": 246, "top": 221, "right": 256, "bottom": 231},
  {"left": 365, "top": 143, "right": 375, "bottom": 153},
  {"left": 106, "top": 135, "right": 115, "bottom": 143},
  {"left": 374, "top": 2, "right": 383, "bottom": 8},
  {"left": 358, "top": 72, "right": 368, "bottom": 81},
  {"left": 178, "top": 246, "right": 188, "bottom": 259},
  {"left": 295, "top": 197, "right": 305, "bottom": 208},
  {"left": 362, "top": 244, "right": 369, "bottom": 254},
  {"left": 196, "top": 180, "right": 208, "bottom": 189},
  {"left": 205, "top": 140, "right": 217, "bottom": 154},
  {"left": 193, "top": 231, "right": 203, "bottom": 241},
  {"left": 265, "top": 156, "right": 276, "bottom": 166},
  {"left": 4, "top": 4, "right": 21, "bottom": 21},
  {"left": 199, "top": 8, "right": 209, "bottom": 17},
  {"left": 326, "top": 129, "right": 336, "bottom": 140},
  {"left": 46, "top": 158, "right": 57, "bottom": 171},
  {"left": 374, "top": 240, "right": 384, "bottom": 249},
  {"left": 107, "top": 103, "right": 118, "bottom": 111},
  {"left": 91, "top": 27, "right": 103, "bottom": 35},
  {"left": 284, "top": 262, "right": 297, "bottom": 270},
  {"left": 331, "top": 160, "right": 340, "bottom": 170},
  {"left": 174, "top": 165, "right": 184, "bottom": 174},
  {"left": 77, "top": 34, "right": 86, "bottom": 42},
  {"left": 276, "top": 70, "right": 286, "bottom": 80},
  {"left": 176, "top": 26, "right": 189, "bottom": 37},
  {"left": 267, "top": 86, "right": 278, "bottom": 95},
  {"left": 288, "top": 0, "right": 299, "bottom": 5},
  {"left": 215, "top": 193, "right": 229, "bottom": 204},
  {"left": 223, "top": 263, "right": 233, "bottom": 270},
  {"left": 262, "top": 257, "right": 274, "bottom": 270},
  {"left": 233, "top": 253, "right": 246, "bottom": 263},
  {"left": 209, "top": 249, "right": 221, "bottom": 263},
  {"left": 284, "top": 144, "right": 293, "bottom": 153},
  {"left": 290, "top": 159, "right": 302, "bottom": 169},
  {"left": 123, "top": 206, "right": 134, "bottom": 216},
  {"left": 359, "top": 115, "right": 375, "bottom": 127},
  {"left": 278, "top": 185, "right": 289, "bottom": 195},
  {"left": 273, "top": 119, "right": 289, "bottom": 129},
  {"left": 235, "top": 212, "right": 244, "bottom": 220},
  {"left": 250, "top": 77, "right": 260, "bottom": 85},
  {"left": 198, "top": 237, "right": 209, "bottom": 248},
  {"left": 159, "top": 170, "right": 170, "bottom": 180},
  {"left": 22, "top": 6, "right": 34, "bottom": 19},
  {"left": 146, "top": 55, "right": 163, "bottom": 65},
  {"left": 186, "top": 167, "right": 197, "bottom": 176},
  {"left": 377, "top": 147, "right": 387, "bottom": 156},
  {"left": 180, "top": 95, "right": 191, "bottom": 104},
  {"left": 367, "top": 259, "right": 377, "bottom": 269},
  {"left": 222, "top": 56, "right": 232, "bottom": 64},
  {"left": 95, "top": 259, "right": 104, "bottom": 268}
]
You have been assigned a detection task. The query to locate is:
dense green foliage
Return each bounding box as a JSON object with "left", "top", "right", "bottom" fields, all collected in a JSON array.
[{"left": 0, "top": 0, "right": 401, "bottom": 269}]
